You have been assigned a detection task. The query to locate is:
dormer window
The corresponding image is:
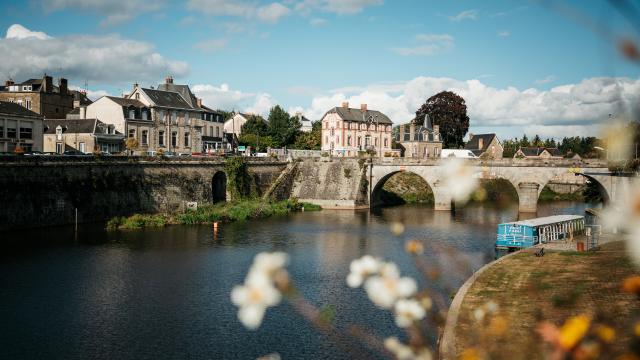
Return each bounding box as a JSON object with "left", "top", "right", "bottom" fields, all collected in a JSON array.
[
  {"left": 135, "top": 93, "right": 140, "bottom": 100},
  {"left": 56, "top": 125, "right": 62, "bottom": 141},
  {"left": 129, "top": 109, "right": 135, "bottom": 119},
  {"left": 142, "top": 110, "right": 148, "bottom": 120}
]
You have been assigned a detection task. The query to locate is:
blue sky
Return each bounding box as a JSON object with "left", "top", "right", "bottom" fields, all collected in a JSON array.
[{"left": 1, "top": 0, "right": 639, "bottom": 139}]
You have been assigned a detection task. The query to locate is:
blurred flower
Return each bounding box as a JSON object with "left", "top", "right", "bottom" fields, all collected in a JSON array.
[
  {"left": 420, "top": 296, "right": 433, "bottom": 311},
  {"left": 603, "top": 182, "right": 640, "bottom": 265},
  {"left": 485, "top": 301, "right": 499, "bottom": 314},
  {"left": 394, "top": 298, "right": 426, "bottom": 328},
  {"left": 622, "top": 276, "right": 640, "bottom": 295},
  {"left": 391, "top": 222, "right": 406, "bottom": 236},
  {"left": 251, "top": 252, "right": 289, "bottom": 278},
  {"left": 459, "top": 348, "right": 481, "bottom": 360},
  {"left": 634, "top": 322, "right": 640, "bottom": 337},
  {"left": 574, "top": 341, "right": 601, "bottom": 359},
  {"left": 347, "top": 255, "right": 382, "bottom": 288},
  {"left": 595, "top": 325, "right": 615, "bottom": 343},
  {"left": 257, "top": 353, "right": 281, "bottom": 360},
  {"left": 600, "top": 119, "right": 633, "bottom": 161},
  {"left": 384, "top": 337, "right": 432, "bottom": 360},
  {"left": 365, "top": 263, "right": 417, "bottom": 309},
  {"left": 231, "top": 276, "right": 282, "bottom": 330},
  {"left": 488, "top": 316, "right": 508, "bottom": 336},
  {"left": 441, "top": 158, "right": 479, "bottom": 202},
  {"left": 405, "top": 240, "right": 424, "bottom": 255},
  {"left": 473, "top": 308, "right": 485, "bottom": 322},
  {"left": 558, "top": 315, "right": 591, "bottom": 350}
]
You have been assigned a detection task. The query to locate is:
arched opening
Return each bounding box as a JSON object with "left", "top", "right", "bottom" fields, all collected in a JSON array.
[
  {"left": 464, "top": 178, "right": 519, "bottom": 209},
  {"left": 212, "top": 171, "right": 227, "bottom": 203},
  {"left": 371, "top": 171, "right": 434, "bottom": 208},
  {"left": 538, "top": 174, "right": 608, "bottom": 206}
]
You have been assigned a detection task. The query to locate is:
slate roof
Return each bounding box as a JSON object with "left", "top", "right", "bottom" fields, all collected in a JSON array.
[
  {"left": 140, "top": 88, "right": 193, "bottom": 109},
  {"left": 0, "top": 101, "right": 42, "bottom": 118},
  {"left": 43, "top": 119, "right": 98, "bottom": 134},
  {"left": 545, "top": 147, "right": 563, "bottom": 156},
  {"left": 323, "top": 107, "right": 393, "bottom": 124},
  {"left": 465, "top": 134, "right": 497, "bottom": 151},
  {"left": 156, "top": 83, "right": 198, "bottom": 108},
  {"left": 106, "top": 96, "right": 147, "bottom": 108},
  {"left": 518, "top": 147, "right": 546, "bottom": 157}
]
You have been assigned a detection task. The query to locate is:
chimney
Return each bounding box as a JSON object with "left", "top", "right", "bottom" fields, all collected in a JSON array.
[
  {"left": 360, "top": 103, "right": 367, "bottom": 111},
  {"left": 5, "top": 79, "right": 14, "bottom": 87},
  {"left": 79, "top": 106, "right": 86, "bottom": 119},
  {"left": 197, "top": 98, "right": 202, "bottom": 108},
  {"left": 478, "top": 138, "right": 484, "bottom": 150},
  {"left": 165, "top": 75, "right": 173, "bottom": 84},
  {"left": 73, "top": 100, "right": 80, "bottom": 109},
  {"left": 341, "top": 101, "right": 349, "bottom": 108},
  {"left": 133, "top": 82, "right": 139, "bottom": 92},
  {"left": 58, "top": 78, "right": 68, "bottom": 95},
  {"left": 43, "top": 75, "right": 53, "bottom": 93}
]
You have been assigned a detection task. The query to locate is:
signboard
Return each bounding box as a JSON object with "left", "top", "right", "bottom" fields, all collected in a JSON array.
[
  {"left": 238, "top": 146, "right": 246, "bottom": 151},
  {"left": 506, "top": 225, "right": 523, "bottom": 235}
]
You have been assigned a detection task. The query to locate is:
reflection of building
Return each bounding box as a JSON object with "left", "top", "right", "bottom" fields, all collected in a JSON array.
[
  {"left": 0, "top": 101, "right": 44, "bottom": 152},
  {"left": 514, "top": 147, "right": 563, "bottom": 159},
  {"left": 0, "top": 75, "right": 74, "bottom": 118},
  {"left": 43, "top": 119, "right": 125, "bottom": 154},
  {"left": 465, "top": 133, "right": 503, "bottom": 158},
  {"left": 320, "top": 102, "right": 393, "bottom": 157},
  {"left": 396, "top": 116, "right": 442, "bottom": 158}
]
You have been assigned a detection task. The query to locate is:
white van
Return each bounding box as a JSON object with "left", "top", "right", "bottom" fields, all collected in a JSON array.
[{"left": 440, "top": 149, "right": 479, "bottom": 159}]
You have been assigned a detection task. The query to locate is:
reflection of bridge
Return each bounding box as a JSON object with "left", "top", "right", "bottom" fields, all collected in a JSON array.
[{"left": 369, "top": 158, "right": 631, "bottom": 213}]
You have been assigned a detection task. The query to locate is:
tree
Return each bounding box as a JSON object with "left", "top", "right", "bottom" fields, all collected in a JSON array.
[
  {"left": 292, "top": 121, "right": 321, "bottom": 150},
  {"left": 125, "top": 138, "right": 139, "bottom": 155},
  {"left": 267, "top": 105, "right": 300, "bottom": 147},
  {"left": 520, "top": 134, "right": 530, "bottom": 148},
  {"left": 415, "top": 91, "right": 470, "bottom": 148},
  {"left": 239, "top": 133, "right": 276, "bottom": 152},
  {"left": 532, "top": 134, "right": 543, "bottom": 147},
  {"left": 241, "top": 115, "right": 268, "bottom": 136}
]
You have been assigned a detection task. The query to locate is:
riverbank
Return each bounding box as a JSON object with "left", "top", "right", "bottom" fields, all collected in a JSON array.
[
  {"left": 445, "top": 240, "right": 637, "bottom": 359},
  {"left": 106, "top": 199, "right": 321, "bottom": 230}
]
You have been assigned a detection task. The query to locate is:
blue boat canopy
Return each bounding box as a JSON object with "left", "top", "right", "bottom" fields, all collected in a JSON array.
[{"left": 496, "top": 215, "right": 585, "bottom": 249}]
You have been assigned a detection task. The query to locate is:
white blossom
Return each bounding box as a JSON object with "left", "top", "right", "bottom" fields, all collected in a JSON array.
[
  {"left": 251, "top": 252, "right": 289, "bottom": 277},
  {"left": 346, "top": 255, "right": 382, "bottom": 288},
  {"left": 364, "top": 270, "right": 417, "bottom": 309},
  {"left": 394, "top": 299, "right": 426, "bottom": 328},
  {"left": 441, "top": 158, "right": 478, "bottom": 202},
  {"left": 384, "top": 337, "right": 432, "bottom": 360}
]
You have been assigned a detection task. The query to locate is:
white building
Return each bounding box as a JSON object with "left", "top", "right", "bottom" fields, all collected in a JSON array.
[{"left": 224, "top": 112, "right": 266, "bottom": 137}]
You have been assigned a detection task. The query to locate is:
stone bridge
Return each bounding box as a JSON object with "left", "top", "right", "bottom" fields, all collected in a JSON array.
[{"left": 368, "top": 158, "right": 627, "bottom": 213}]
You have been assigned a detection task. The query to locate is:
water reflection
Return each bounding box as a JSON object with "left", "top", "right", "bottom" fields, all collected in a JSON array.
[{"left": 0, "top": 201, "right": 595, "bottom": 360}]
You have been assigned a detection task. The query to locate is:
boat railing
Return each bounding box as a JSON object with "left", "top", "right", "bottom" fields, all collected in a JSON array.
[{"left": 496, "top": 234, "right": 539, "bottom": 247}]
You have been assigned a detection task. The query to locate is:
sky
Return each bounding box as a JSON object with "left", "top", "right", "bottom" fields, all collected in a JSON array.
[{"left": 1, "top": 0, "right": 640, "bottom": 140}]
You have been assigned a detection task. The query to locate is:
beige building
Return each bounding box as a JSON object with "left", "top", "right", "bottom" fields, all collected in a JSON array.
[
  {"left": 43, "top": 119, "right": 125, "bottom": 154},
  {"left": 321, "top": 102, "right": 393, "bottom": 157},
  {"left": 514, "top": 147, "right": 563, "bottom": 159},
  {"left": 0, "top": 75, "right": 74, "bottom": 118},
  {"left": 396, "top": 117, "right": 443, "bottom": 158},
  {"left": 0, "top": 101, "right": 44, "bottom": 152},
  {"left": 465, "top": 133, "right": 503, "bottom": 159}
]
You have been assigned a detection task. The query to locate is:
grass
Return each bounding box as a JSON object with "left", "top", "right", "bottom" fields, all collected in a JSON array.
[
  {"left": 107, "top": 199, "right": 320, "bottom": 230},
  {"left": 538, "top": 186, "right": 584, "bottom": 202},
  {"left": 453, "top": 241, "right": 638, "bottom": 359}
]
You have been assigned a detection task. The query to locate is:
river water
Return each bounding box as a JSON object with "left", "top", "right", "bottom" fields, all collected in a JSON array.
[{"left": 0, "top": 201, "right": 596, "bottom": 360}]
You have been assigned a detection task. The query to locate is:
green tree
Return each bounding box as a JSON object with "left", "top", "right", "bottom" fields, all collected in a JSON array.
[
  {"left": 267, "top": 105, "right": 300, "bottom": 147},
  {"left": 239, "top": 133, "right": 276, "bottom": 152},
  {"left": 292, "top": 121, "right": 321, "bottom": 150},
  {"left": 532, "top": 134, "right": 543, "bottom": 147},
  {"left": 520, "top": 134, "right": 530, "bottom": 148},
  {"left": 241, "top": 115, "right": 268, "bottom": 136},
  {"left": 125, "top": 137, "right": 139, "bottom": 156},
  {"left": 415, "top": 91, "right": 470, "bottom": 148}
]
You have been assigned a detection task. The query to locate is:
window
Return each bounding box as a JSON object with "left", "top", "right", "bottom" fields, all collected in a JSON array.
[
  {"left": 384, "top": 138, "right": 388, "bottom": 147},
  {"left": 129, "top": 109, "right": 135, "bottom": 119},
  {"left": 135, "top": 93, "right": 140, "bottom": 100},
  {"left": 158, "top": 110, "right": 165, "bottom": 124},
  {"left": 374, "top": 138, "right": 378, "bottom": 147},
  {"left": 7, "top": 120, "right": 16, "bottom": 138},
  {"left": 357, "top": 136, "right": 361, "bottom": 146},
  {"left": 171, "top": 132, "right": 177, "bottom": 147},
  {"left": 25, "top": 98, "right": 32, "bottom": 110},
  {"left": 56, "top": 143, "right": 62, "bottom": 154},
  {"left": 0, "top": 121, "right": 4, "bottom": 138},
  {"left": 216, "top": 127, "right": 220, "bottom": 137},
  {"left": 141, "top": 130, "right": 148, "bottom": 145},
  {"left": 56, "top": 125, "right": 62, "bottom": 140},
  {"left": 172, "top": 111, "right": 178, "bottom": 125},
  {"left": 128, "top": 129, "right": 135, "bottom": 138},
  {"left": 158, "top": 130, "right": 165, "bottom": 146},
  {"left": 19, "top": 124, "right": 32, "bottom": 139},
  {"left": 347, "top": 135, "right": 351, "bottom": 146},
  {"left": 330, "top": 128, "right": 334, "bottom": 136},
  {"left": 16, "top": 99, "right": 23, "bottom": 107},
  {"left": 185, "top": 112, "right": 190, "bottom": 125},
  {"left": 79, "top": 142, "right": 86, "bottom": 153},
  {"left": 142, "top": 110, "right": 148, "bottom": 120},
  {"left": 184, "top": 132, "right": 190, "bottom": 147}
]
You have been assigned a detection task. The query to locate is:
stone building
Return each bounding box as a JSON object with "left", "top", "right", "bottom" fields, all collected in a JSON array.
[
  {"left": 514, "top": 147, "right": 563, "bottom": 159},
  {"left": 0, "top": 101, "right": 44, "bottom": 152},
  {"left": 464, "top": 133, "right": 503, "bottom": 159},
  {"left": 294, "top": 112, "right": 313, "bottom": 132},
  {"left": 43, "top": 118, "right": 125, "bottom": 154},
  {"left": 0, "top": 75, "right": 74, "bottom": 118},
  {"left": 320, "top": 102, "right": 393, "bottom": 157},
  {"left": 396, "top": 116, "right": 443, "bottom": 158}
]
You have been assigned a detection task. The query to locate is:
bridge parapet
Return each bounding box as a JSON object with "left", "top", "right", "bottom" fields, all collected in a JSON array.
[{"left": 371, "top": 157, "right": 608, "bottom": 168}]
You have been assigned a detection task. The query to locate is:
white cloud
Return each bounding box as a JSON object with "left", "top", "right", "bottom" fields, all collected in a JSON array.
[
  {"left": 39, "top": 0, "right": 165, "bottom": 26},
  {"left": 310, "top": 18, "right": 327, "bottom": 26},
  {"left": 391, "top": 33, "right": 454, "bottom": 56},
  {"left": 192, "top": 83, "right": 276, "bottom": 116},
  {"left": 6, "top": 24, "right": 51, "bottom": 40},
  {"left": 535, "top": 75, "right": 556, "bottom": 85},
  {"left": 0, "top": 24, "right": 188, "bottom": 85},
  {"left": 194, "top": 38, "right": 228, "bottom": 53},
  {"left": 295, "top": 76, "right": 640, "bottom": 137},
  {"left": 497, "top": 30, "right": 510, "bottom": 37},
  {"left": 257, "top": 3, "right": 291, "bottom": 23},
  {"left": 186, "top": 0, "right": 291, "bottom": 23},
  {"left": 295, "top": 0, "right": 382, "bottom": 15},
  {"left": 448, "top": 9, "right": 478, "bottom": 22}
]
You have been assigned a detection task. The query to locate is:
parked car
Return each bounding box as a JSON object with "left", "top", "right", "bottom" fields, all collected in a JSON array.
[
  {"left": 440, "top": 149, "right": 479, "bottom": 159},
  {"left": 25, "top": 151, "right": 44, "bottom": 156},
  {"left": 63, "top": 150, "right": 90, "bottom": 156},
  {"left": 178, "top": 153, "right": 192, "bottom": 157}
]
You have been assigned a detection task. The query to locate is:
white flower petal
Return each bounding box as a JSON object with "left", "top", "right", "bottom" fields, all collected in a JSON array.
[
  {"left": 238, "top": 304, "right": 266, "bottom": 330},
  {"left": 347, "top": 272, "right": 363, "bottom": 288}
]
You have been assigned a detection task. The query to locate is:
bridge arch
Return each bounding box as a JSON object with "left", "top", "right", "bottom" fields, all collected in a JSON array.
[
  {"left": 370, "top": 170, "right": 435, "bottom": 208},
  {"left": 212, "top": 171, "right": 227, "bottom": 203}
]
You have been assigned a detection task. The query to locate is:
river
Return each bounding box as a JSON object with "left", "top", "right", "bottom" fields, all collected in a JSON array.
[{"left": 0, "top": 201, "right": 596, "bottom": 360}]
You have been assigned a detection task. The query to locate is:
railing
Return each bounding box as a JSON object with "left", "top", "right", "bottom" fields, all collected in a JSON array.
[{"left": 496, "top": 234, "right": 539, "bottom": 248}]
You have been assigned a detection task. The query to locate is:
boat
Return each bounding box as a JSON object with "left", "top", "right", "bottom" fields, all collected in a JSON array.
[{"left": 495, "top": 215, "right": 585, "bottom": 250}]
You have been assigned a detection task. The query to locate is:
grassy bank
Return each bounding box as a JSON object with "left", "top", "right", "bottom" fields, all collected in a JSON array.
[
  {"left": 107, "top": 199, "right": 321, "bottom": 230},
  {"left": 453, "top": 241, "right": 637, "bottom": 358}
]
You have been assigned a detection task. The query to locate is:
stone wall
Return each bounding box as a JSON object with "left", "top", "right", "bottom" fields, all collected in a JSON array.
[{"left": 0, "top": 160, "right": 287, "bottom": 230}]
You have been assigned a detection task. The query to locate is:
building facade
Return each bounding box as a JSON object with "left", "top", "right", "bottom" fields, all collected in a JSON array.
[
  {"left": 0, "top": 101, "right": 44, "bottom": 152},
  {"left": 320, "top": 102, "right": 393, "bottom": 157},
  {"left": 43, "top": 119, "right": 125, "bottom": 154},
  {"left": 0, "top": 75, "right": 74, "bottom": 118},
  {"left": 396, "top": 118, "right": 442, "bottom": 158},
  {"left": 514, "top": 147, "right": 563, "bottom": 159},
  {"left": 465, "top": 133, "right": 503, "bottom": 159}
]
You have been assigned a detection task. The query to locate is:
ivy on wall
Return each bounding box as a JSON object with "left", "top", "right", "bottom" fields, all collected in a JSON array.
[{"left": 225, "top": 157, "right": 252, "bottom": 200}]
